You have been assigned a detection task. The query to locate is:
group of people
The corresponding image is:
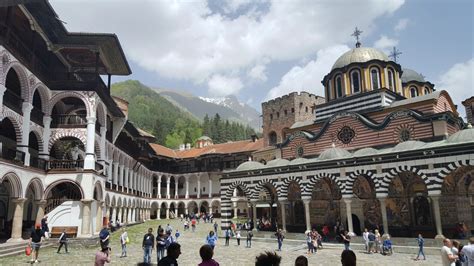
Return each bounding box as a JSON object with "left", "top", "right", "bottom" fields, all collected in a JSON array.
[
  {"left": 440, "top": 237, "right": 474, "bottom": 266},
  {"left": 362, "top": 228, "right": 382, "bottom": 254},
  {"left": 27, "top": 215, "right": 59, "bottom": 264},
  {"left": 306, "top": 229, "right": 323, "bottom": 254}
]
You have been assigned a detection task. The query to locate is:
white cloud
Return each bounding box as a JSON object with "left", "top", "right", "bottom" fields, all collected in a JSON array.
[
  {"left": 207, "top": 74, "right": 243, "bottom": 96},
  {"left": 266, "top": 45, "right": 350, "bottom": 100},
  {"left": 394, "top": 18, "right": 409, "bottom": 31},
  {"left": 50, "top": 0, "right": 405, "bottom": 86},
  {"left": 248, "top": 64, "right": 267, "bottom": 81},
  {"left": 436, "top": 58, "right": 474, "bottom": 120},
  {"left": 374, "top": 35, "right": 399, "bottom": 53}
]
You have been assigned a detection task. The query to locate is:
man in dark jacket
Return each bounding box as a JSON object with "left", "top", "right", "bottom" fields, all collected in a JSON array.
[
  {"left": 158, "top": 242, "right": 181, "bottom": 266},
  {"left": 142, "top": 228, "right": 155, "bottom": 264},
  {"left": 57, "top": 229, "right": 68, "bottom": 253}
]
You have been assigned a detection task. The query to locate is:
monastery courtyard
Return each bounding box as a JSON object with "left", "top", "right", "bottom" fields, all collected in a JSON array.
[{"left": 0, "top": 219, "right": 443, "bottom": 266}]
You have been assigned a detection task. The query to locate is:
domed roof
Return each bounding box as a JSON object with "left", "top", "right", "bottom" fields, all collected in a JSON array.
[
  {"left": 289, "top": 158, "right": 309, "bottom": 165},
  {"left": 353, "top": 147, "right": 378, "bottom": 157},
  {"left": 266, "top": 158, "right": 290, "bottom": 168},
  {"left": 318, "top": 146, "right": 351, "bottom": 160},
  {"left": 401, "top": 68, "right": 425, "bottom": 83},
  {"left": 236, "top": 161, "right": 263, "bottom": 171},
  {"left": 197, "top": 136, "right": 212, "bottom": 141},
  {"left": 332, "top": 47, "right": 390, "bottom": 70},
  {"left": 392, "top": 140, "right": 425, "bottom": 152},
  {"left": 446, "top": 127, "right": 474, "bottom": 144}
]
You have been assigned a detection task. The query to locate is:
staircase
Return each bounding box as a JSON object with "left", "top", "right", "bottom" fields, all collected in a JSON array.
[{"left": 0, "top": 241, "right": 52, "bottom": 258}]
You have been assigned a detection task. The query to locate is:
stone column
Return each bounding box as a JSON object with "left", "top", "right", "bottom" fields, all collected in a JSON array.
[
  {"left": 233, "top": 201, "right": 238, "bottom": 218},
  {"left": 208, "top": 178, "right": 212, "bottom": 198},
  {"left": 40, "top": 116, "right": 52, "bottom": 161},
  {"left": 251, "top": 200, "right": 258, "bottom": 230},
  {"left": 185, "top": 176, "right": 189, "bottom": 199},
  {"left": 344, "top": 198, "right": 354, "bottom": 234},
  {"left": 9, "top": 198, "right": 26, "bottom": 241},
  {"left": 0, "top": 84, "right": 5, "bottom": 113},
  {"left": 119, "top": 166, "right": 125, "bottom": 192},
  {"left": 166, "top": 176, "right": 171, "bottom": 199},
  {"left": 84, "top": 116, "right": 96, "bottom": 170},
  {"left": 166, "top": 208, "right": 170, "bottom": 219},
  {"left": 111, "top": 207, "right": 117, "bottom": 222},
  {"left": 81, "top": 199, "right": 93, "bottom": 236},
  {"left": 96, "top": 201, "right": 103, "bottom": 233},
  {"left": 124, "top": 167, "right": 129, "bottom": 193},
  {"left": 19, "top": 102, "right": 33, "bottom": 166},
  {"left": 431, "top": 195, "right": 444, "bottom": 238},
  {"left": 112, "top": 162, "right": 119, "bottom": 187},
  {"left": 118, "top": 207, "right": 123, "bottom": 223},
  {"left": 158, "top": 176, "right": 162, "bottom": 199},
  {"left": 35, "top": 200, "right": 47, "bottom": 225},
  {"left": 197, "top": 176, "right": 201, "bottom": 198},
  {"left": 156, "top": 208, "right": 161, "bottom": 220},
  {"left": 209, "top": 206, "right": 213, "bottom": 215},
  {"left": 303, "top": 199, "right": 311, "bottom": 231},
  {"left": 280, "top": 200, "right": 287, "bottom": 231},
  {"left": 174, "top": 180, "right": 179, "bottom": 199},
  {"left": 378, "top": 197, "right": 389, "bottom": 235}
]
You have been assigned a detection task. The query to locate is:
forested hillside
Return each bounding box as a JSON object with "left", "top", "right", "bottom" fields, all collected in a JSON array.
[{"left": 111, "top": 80, "right": 258, "bottom": 149}]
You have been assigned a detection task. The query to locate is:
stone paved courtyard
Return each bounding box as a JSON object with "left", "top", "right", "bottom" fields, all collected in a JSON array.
[{"left": 0, "top": 219, "right": 443, "bottom": 266}]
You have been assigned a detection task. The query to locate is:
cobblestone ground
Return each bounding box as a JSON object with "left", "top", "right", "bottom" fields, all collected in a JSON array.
[{"left": 0, "top": 219, "right": 443, "bottom": 266}]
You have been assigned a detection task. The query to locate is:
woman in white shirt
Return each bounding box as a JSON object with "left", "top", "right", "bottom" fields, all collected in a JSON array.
[{"left": 120, "top": 227, "right": 128, "bottom": 258}]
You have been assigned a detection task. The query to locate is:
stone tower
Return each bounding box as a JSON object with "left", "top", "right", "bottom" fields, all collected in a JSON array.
[
  {"left": 261, "top": 92, "right": 325, "bottom": 147},
  {"left": 462, "top": 96, "right": 474, "bottom": 125}
]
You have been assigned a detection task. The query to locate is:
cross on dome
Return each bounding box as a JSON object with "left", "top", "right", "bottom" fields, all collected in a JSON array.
[
  {"left": 351, "top": 27, "right": 363, "bottom": 48},
  {"left": 389, "top": 46, "right": 402, "bottom": 63}
]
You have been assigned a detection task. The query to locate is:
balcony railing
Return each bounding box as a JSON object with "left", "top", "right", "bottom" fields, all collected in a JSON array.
[
  {"left": 48, "top": 160, "right": 84, "bottom": 170},
  {"left": 51, "top": 114, "right": 87, "bottom": 127},
  {"left": 3, "top": 90, "right": 23, "bottom": 114},
  {"left": 30, "top": 156, "right": 47, "bottom": 170},
  {"left": 45, "top": 198, "right": 69, "bottom": 214},
  {"left": 0, "top": 144, "right": 25, "bottom": 164},
  {"left": 30, "top": 107, "right": 44, "bottom": 126}
]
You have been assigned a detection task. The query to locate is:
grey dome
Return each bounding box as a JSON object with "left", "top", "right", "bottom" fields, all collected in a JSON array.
[
  {"left": 289, "top": 158, "right": 309, "bottom": 165},
  {"left": 353, "top": 147, "right": 378, "bottom": 157},
  {"left": 332, "top": 47, "right": 389, "bottom": 70},
  {"left": 319, "top": 147, "right": 351, "bottom": 160},
  {"left": 392, "top": 140, "right": 425, "bottom": 152},
  {"left": 266, "top": 158, "right": 290, "bottom": 168},
  {"left": 401, "top": 68, "right": 425, "bottom": 83},
  {"left": 447, "top": 127, "right": 474, "bottom": 144},
  {"left": 236, "top": 161, "right": 263, "bottom": 171}
]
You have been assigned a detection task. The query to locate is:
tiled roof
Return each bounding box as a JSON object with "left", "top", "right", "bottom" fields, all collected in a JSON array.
[{"left": 150, "top": 139, "right": 264, "bottom": 159}]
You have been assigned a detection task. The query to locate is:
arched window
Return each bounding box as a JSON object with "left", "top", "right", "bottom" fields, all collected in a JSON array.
[
  {"left": 388, "top": 68, "right": 396, "bottom": 91},
  {"left": 350, "top": 70, "right": 361, "bottom": 94},
  {"left": 268, "top": 131, "right": 277, "bottom": 146},
  {"left": 423, "top": 87, "right": 430, "bottom": 95},
  {"left": 410, "top": 86, "right": 418, "bottom": 98},
  {"left": 335, "top": 75, "right": 343, "bottom": 98},
  {"left": 370, "top": 67, "right": 380, "bottom": 90}
]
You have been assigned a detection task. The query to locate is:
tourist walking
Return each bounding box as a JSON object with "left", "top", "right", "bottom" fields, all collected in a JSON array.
[
  {"left": 158, "top": 242, "right": 181, "bottom": 266},
  {"left": 57, "top": 229, "right": 68, "bottom": 254},
  {"left": 224, "top": 228, "right": 231, "bottom": 246},
  {"left": 41, "top": 215, "right": 49, "bottom": 239},
  {"left": 175, "top": 229, "right": 180, "bottom": 242},
  {"left": 199, "top": 244, "right": 219, "bottom": 266},
  {"left": 192, "top": 218, "right": 197, "bottom": 232},
  {"left": 214, "top": 222, "right": 218, "bottom": 234},
  {"left": 306, "top": 231, "right": 314, "bottom": 254},
  {"left": 206, "top": 231, "right": 218, "bottom": 250},
  {"left": 246, "top": 230, "right": 253, "bottom": 248},
  {"left": 99, "top": 226, "right": 110, "bottom": 249},
  {"left": 441, "top": 238, "right": 458, "bottom": 266},
  {"left": 142, "top": 228, "right": 155, "bottom": 264},
  {"left": 374, "top": 229, "right": 381, "bottom": 253},
  {"left": 341, "top": 231, "right": 351, "bottom": 251},
  {"left": 275, "top": 229, "right": 284, "bottom": 251},
  {"left": 120, "top": 227, "right": 128, "bottom": 258},
  {"left": 363, "top": 228, "right": 369, "bottom": 252},
  {"left": 415, "top": 234, "right": 425, "bottom": 260},
  {"left": 236, "top": 230, "right": 241, "bottom": 246},
  {"left": 29, "top": 224, "right": 45, "bottom": 263},
  {"left": 94, "top": 247, "right": 111, "bottom": 266},
  {"left": 460, "top": 237, "right": 474, "bottom": 265},
  {"left": 156, "top": 229, "right": 166, "bottom": 262}
]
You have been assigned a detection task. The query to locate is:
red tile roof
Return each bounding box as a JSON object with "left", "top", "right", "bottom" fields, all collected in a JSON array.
[{"left": 150, "top": 138, "right": 264, "bottom": 159}]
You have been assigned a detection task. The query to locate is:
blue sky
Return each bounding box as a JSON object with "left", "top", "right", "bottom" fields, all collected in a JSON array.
[{"left": 51, "top": 0, "right": 473, "bottom": 117}]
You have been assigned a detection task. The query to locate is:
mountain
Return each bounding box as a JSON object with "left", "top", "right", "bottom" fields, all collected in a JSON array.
[{"left": 157, "top": 90, "right": 261, "bottom": 131}]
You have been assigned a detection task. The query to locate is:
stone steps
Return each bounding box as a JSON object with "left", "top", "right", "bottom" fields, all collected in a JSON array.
[{"left": 0, "top": 241, "right": 53, "bottom": 258}]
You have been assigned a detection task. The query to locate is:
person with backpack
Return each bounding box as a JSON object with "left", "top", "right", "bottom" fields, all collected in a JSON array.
[
  {"left": 99, "top": 226, "right": 110, "bottom": 249},
  {"left": 119, "top": 227, "right": 128, "bottom": 258},
  {"left": 246, "top": 230, "right": 253, "bottom": 248},
  {"left": 275, "top": 229, "right": 284, "bottom": 251},
  {"left": 156, "top": 229, "right": 166, "bottom": 262},
  {"left": 57, "top": 229, "right": 68, "bottom": 254},
  {"left": 415, "top": 233, "right": 425, "bottom": 260},
  {"left": 206, "top": 231, "right": 218, "bottom": 250},
  {"left": 142, "top": 228, "right": 155, "bottom": 264}
]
